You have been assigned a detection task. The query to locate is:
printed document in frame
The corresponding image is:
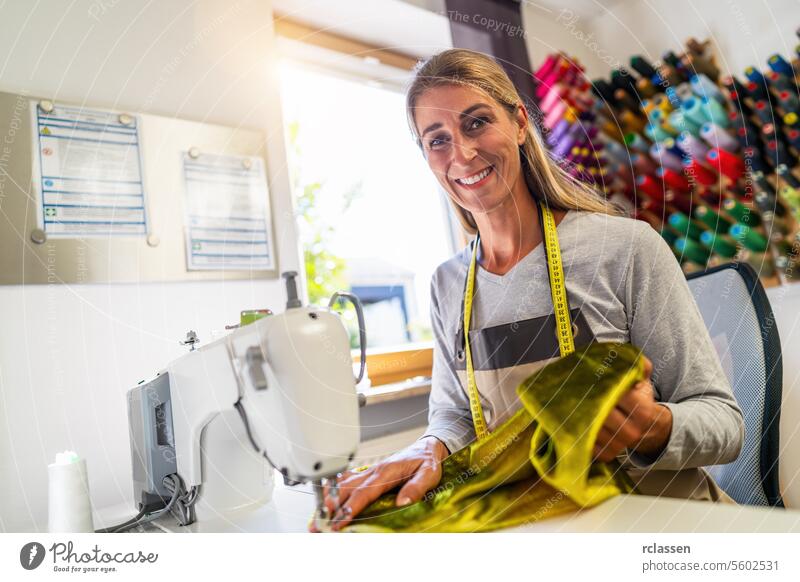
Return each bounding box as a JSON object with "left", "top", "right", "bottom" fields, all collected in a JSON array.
[
  {"left": 30, "top": 101, "right": 148, "bottom": 237},
  {"left": 182, "top": 152, "right": 275, "bottom": 271}
]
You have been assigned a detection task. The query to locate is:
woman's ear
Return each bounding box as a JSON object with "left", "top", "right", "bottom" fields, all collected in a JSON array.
[{"left": 514, "top": 103, "right": 529, "bottom": 145}]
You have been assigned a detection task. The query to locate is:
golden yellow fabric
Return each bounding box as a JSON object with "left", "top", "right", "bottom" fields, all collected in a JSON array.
[{"left": 344, "top": 342, "right": 645, "bottom": 532}]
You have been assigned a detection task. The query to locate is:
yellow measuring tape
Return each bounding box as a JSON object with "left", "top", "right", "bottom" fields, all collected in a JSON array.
[
  {"left": 540, "top": 202, "right": 576, "bottom": 359},
  {"left": 463, "top": 201, "right": 575, "bottom": 441}
]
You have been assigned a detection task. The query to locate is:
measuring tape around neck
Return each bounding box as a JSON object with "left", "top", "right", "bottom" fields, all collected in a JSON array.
[
  {"left": 463, "top": 201, "right": 575, "bottom": 441},
  {"left": 539, "top": 202, "right": 576, "bottom": 359}
]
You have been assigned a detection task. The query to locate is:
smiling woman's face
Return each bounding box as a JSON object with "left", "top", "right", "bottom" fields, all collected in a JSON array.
[{"left": 413, "top": 84, "right": 527, "bottom": 218}]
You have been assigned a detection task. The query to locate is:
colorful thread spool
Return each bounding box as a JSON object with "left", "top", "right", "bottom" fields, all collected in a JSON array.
[
  {"left": 694, "top": 205, "right": 734, "bottom": 231},
  {"left": 701, "top": 96, "right": 730, "bottom": 128},
  {"left": 669, "top": 110, "right": 702, "bottom": 135},
  {"left": 675, "top": 237, "right": 711, "bottom": 264},
  {"left": 682, "top": 97, "right": 710, "bottom": 126},
  {"left": 690, "top": 74, "right": 725, "bottom": 103},
  {"left": 699, "top": 230, "right": 738, "bottom": 257},
  {"left": 723, "top": 198, "right": 761, "bottom": 226},
  {"left": 683, "top": 157, "right": 718, "bottom": 186},
  {"left": 657, "top": 167, "right": 691, "bottom": 193},
  {"left": 729, "top": 223, "right": 769, "bottom": 252},
  {"left": 678, "top": 131, "right": 709, "bottom": 160},
  {"left": 700, "top": 122, "right": 739, "bottom": 152},
  {"left": 669, "top": 211, "right": 705, "bottom": 240},
  {"left": 706, "top": 147, "right": 744, "bottom": 181}
]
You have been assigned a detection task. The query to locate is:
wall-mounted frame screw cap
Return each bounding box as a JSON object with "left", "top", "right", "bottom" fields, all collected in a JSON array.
[{"left": 30, "top": 228, "right": 47, "bottom": 244}]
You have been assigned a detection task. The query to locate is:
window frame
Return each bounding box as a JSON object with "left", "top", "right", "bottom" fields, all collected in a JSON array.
[{"left": 276, "top": 14, "right": 464, "bottom": 387}]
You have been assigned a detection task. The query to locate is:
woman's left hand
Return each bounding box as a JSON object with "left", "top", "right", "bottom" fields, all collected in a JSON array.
[{"left": 592, "top": 356, "right": 674, "bottom": 463}]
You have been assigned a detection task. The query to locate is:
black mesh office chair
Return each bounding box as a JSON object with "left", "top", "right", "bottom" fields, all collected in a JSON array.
[{"left": 686, "top": 262, "right": 784, "bottom": 506}]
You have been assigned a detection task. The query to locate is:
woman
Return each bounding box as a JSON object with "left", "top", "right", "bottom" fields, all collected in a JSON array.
[{"left": 322, "top": 48, "right": 743, "bottom": 531}]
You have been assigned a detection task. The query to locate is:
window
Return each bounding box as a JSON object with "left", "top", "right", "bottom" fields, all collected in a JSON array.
[{"left": 279, "top": 59, "right": 456, "bottom": 381}]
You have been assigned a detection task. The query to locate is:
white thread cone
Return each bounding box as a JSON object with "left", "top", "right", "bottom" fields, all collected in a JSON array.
[{"left": 48, "top": 452, "right": 94, "bottom": 533}]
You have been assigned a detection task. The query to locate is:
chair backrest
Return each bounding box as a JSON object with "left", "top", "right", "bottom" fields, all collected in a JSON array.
[{"left": 686, "top": 262, "right": 783, "bottom": 506}]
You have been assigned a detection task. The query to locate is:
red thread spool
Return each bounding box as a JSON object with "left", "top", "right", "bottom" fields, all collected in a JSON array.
[
  {"left": 636, "top": 174, "right": 665, "bottom": 200},
  {"left": 640, "top": 198, "right": 666, "bottom": 215},
  {"left": 706, "top": 147, "right": 745, "bottom": 181},
  {"left": 664, "top": 190, "right": 693, "bottom": 215},
  {"left": 657, "top": 167, "right": 691, "bottom": 193},
  {"left": 631, "top": 153, "right": 657, "bottom": 175},
  {"left": 683, "top": 158, "right": 718, "bottom": 186}
]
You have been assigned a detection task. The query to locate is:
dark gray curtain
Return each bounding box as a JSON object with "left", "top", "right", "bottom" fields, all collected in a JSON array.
[{"left": 443, "top": 0, "right": 535, "bottom": 104}]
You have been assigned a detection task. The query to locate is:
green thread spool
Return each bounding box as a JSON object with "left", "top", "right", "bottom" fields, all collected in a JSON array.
[
  {"left": 675, "top": 237, "right": 710, "bottom": 264},
  {"left": 699, "top": 230, "right": 738, "bottom": 257},
  {"left": 723, "top": 198, "right": 762, "bottom": 227},
  {"left": 669, "top": 110, "right": 702, "bottom": 136},
  {"left": 729, "top": 223, "right": 769, "bottom": 252},
  {"left": 625, "top": 132, "right": 650, "bottom": 153},
  {"left": 660, "top": 228, "right": 678, "bottom": 247},
  {"left": 702, "top": 97, "right": 730, "bottom": 128},
  {"left": 694, "top": 205, "right": 734, "bottom": 230},
  {"left": 682, "top": 97, "right": 711, "bottom": 127},
  {"left": 669, "top": 211, "right": 705, "bottom": 240},
  {"left": 647, "top": 122, "right": 673, "bottom": 142}
]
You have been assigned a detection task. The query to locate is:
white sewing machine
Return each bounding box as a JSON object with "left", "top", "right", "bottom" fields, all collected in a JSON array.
[{"left": 126, "top": 272, "right": 365, "bottom": 530}]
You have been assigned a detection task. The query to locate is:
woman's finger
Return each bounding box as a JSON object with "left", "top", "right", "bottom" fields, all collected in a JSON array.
[
  {"left": 602, "top": 406, "right": 643, "bottom": 446},
  {"left": 395, "top": 459, "right": 442, "bottom": 506},
  {"left": 616, "top": 384, "right": 664, "bottom": 435},
  {"left": 594, "top": 425, "right": 625, "bottom": 461},
  {"left": 324, "top": 468, "right": 373, "bottom": 512},
  {"left": 331, "top": 466, "right": 410, "bottom": 531}
]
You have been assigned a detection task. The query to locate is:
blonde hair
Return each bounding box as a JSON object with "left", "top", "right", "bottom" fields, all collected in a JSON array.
[{"left": 406, "top": 49, "right": 619, "bottom": 234}]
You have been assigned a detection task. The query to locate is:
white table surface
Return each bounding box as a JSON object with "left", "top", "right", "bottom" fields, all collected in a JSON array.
[{"left": 98, "top": 481, "right": 800, "bottom": 534}]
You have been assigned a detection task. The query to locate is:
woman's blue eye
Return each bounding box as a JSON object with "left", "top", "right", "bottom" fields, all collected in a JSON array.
[
  {"left": 429, "top": 136, "right": 448, "bottom": 150},
  {"left": 468, "top": 117, "right": 489, "bottom": 130}
]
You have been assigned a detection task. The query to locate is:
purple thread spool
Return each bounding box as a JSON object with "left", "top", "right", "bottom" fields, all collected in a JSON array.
[
  {"left": 677, "top": 131, "right": 709, "bottom": 161},
  {"left": 700, "top": 122, "right": 739, "bottom": 152}
]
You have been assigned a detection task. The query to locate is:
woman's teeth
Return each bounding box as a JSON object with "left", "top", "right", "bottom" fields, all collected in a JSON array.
[{"left": 456, "top": 166, "right": 492, "bottom": 185}]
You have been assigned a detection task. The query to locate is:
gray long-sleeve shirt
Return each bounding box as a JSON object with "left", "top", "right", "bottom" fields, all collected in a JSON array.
[{"left": 422, "top": 210, "right": 744, "bottom": 471}]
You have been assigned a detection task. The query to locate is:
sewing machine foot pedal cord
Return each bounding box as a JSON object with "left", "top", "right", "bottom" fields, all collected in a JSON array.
[{"left": 95, "top": 473, "right": 199, "bottom": 533}]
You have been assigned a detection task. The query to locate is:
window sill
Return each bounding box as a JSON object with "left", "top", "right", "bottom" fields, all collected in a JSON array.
[
  {"left": 354, "top": 341, "right": 433, "bottom": 387},
  {"left": 359, "top": 377, "right": 431, "bottom": 406}
]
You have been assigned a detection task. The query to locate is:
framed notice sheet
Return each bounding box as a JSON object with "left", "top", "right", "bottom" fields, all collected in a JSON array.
[
  {"left": 30, "top": 101, "right": 148, "bottom": 237},
  {"left": 182, "top": 151, "right": 275, "bottom": 271}
]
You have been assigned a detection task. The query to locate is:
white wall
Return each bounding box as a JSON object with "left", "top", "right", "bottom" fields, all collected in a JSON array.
[
  {"left": 520, "top": 3, "right": 610, "bottom": 77},
  {"left": 518, "top": 0, "right": 800, "bottom": 82},
  {"left": 589, "top": 0, "right": 800, "bottom": 79},
  {"left": 0, "top": 0, "right": 301, "bottom": 531}
]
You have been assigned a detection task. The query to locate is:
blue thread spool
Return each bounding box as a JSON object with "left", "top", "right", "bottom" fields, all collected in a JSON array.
[
  {"left": 682, "top": 97, "right": 710, "bottom": 126},
  {"left": 767, "top": 54, "right": 794, "bottom": 77},
  {"left": 701, "top": 96, "right": 730, "bottom": 128},
  {"left": 690, "top": 74, "right": 725, "bottom": 104},
  {"left": 669, "top": 110, "right": 702, "bottom": 136}
]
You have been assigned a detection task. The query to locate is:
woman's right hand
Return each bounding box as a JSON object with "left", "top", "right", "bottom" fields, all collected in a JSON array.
[{"left": 314, "top": 436, "right": 449, "bottom": 531}]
